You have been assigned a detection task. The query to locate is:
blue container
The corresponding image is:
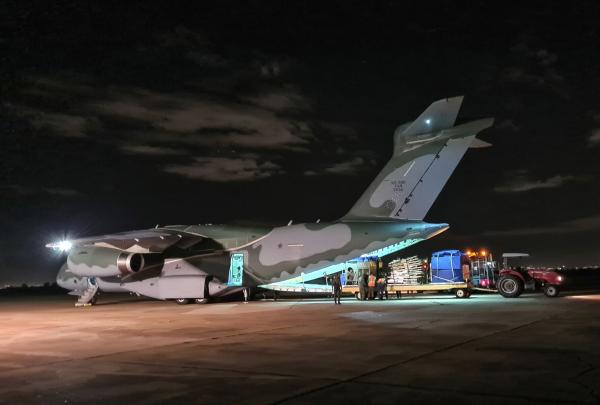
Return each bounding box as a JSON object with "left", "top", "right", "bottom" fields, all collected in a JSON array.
[{"left": 430, "top": 250, "right": 465, "bottom": 284}]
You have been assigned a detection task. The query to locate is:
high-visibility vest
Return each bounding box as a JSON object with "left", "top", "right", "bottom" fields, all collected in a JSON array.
[{"left": 368, "top": 275, "right": 376, "bottom": 287}]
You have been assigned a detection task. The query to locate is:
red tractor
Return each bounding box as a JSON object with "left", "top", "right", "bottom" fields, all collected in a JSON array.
[{"left": 497, "top": 253, "right": 565, "bottom": 298}]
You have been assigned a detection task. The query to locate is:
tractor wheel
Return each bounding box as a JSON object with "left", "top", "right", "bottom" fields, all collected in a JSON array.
[
  {"left": 175, "top": 298, "right": 192, "bottom": 305},
  {"left": 497, "top": 275, "right": 524, "bottom": 298},
  {"left": 544, "top": 285, "right": 560, "bottom": 297},
  {"left": 355, "top": 291, "right": 362, "bottom": 300}
]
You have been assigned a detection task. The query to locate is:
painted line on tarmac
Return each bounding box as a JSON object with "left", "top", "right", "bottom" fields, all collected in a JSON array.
[
  {"left": 269, "top": 317, "right": 554, "bottom": 405},
  {"left": 351, "top": 380, "right": 586, "bottom": 405}
]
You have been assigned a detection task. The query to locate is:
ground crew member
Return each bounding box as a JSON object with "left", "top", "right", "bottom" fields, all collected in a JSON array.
[
  {"left": 368, "top": 273, "right": 376, "bottom": 300},
  {"left": 358, "top": 272, "right": 367, "bottom": 300},
  {"left": 332, "top": 274, "right": 342, "bottom": 305},
  {"left": 377, "top": 277, "right": 386, "bottom": 300}
]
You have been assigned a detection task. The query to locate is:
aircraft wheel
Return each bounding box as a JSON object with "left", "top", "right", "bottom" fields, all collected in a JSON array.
[
  {"left": 544, "top": 285, "right": 560, "bottom": 297},
  {"left": 497, "top": 275, "right": 524, "bottom": 298},
  {"left": 175, "top": 298, "right": 192, "bottom": 305},
  {"left": 195, "top": 298, "right": 209, "bottom": 304}
]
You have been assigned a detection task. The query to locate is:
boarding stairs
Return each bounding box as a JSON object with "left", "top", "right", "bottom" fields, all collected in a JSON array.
[{"left": 72, "top": 278, "right": 99, "bottom": 307}]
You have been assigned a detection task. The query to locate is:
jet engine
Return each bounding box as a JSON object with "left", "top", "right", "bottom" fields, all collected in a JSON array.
[
  {"left": 67, "top": 246, "right": 146, "bottom": 277},
  {"left": 119, "top": 259, "right": 240, "bottom": 301}
]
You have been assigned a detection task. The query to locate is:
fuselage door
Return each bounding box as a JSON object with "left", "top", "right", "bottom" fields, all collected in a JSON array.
[{"left": 228, "top": 252, "right": 245, "bottom": 286}]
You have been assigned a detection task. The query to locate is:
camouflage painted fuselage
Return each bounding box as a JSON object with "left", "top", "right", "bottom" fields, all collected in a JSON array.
[{"left": 161, "top": 220, "right": 447, "bottom": 284}]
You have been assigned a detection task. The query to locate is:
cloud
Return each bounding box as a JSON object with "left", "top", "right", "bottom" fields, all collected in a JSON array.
[
  {"left": 496, "top": 119, "right": 520, "bottom": 132},
  {"left": 259, "top": 61, "right": 282, "bottom": 77},
  {"left": 510, "top": 43, "right": 558, "bottom": 66},
  {"left": 98, "top": 89, "right": 313, "bottom": 150},
  {"left": 29, "top": 111, "right": 89, "bottom": 138},
  {"left": 2, "top": 185, "right": 81, "bottom": 197},
  {"left": 484, "top": 215, "right": 600, "bottom": 237},
  {"left": 12, "top": 28, "right": 324, "bottom": 183},
  {"left": 494, "top": 174, "right": 578, "bottom": 193},
  {"left": 43, "top": 187, "right": 81, "bottom": 197},
  {"left": 163, "top": 156, "right": 282, "bottom": 182},
  {"left": 321, "top": 122, "right": 358, "bottom": 138},
  {"left": 305, "top": 157, "right": 366, "bottom": 176},
  {"left": 502, "top": 66, "right": 565, "bottom": 89},
  {"left": 156, "top": 25, "right": 228, "bottom": 68},
  {"left": 536, "top": 49, "right": 558, "bottom": 66},
  {"left": 244, "top": 89, "right": 309, "bottom": 112},
  {"left": 504, "top": 43, "right": 569, "bottom": 97},
  {"left": 120, "top": 145, "right": 185, "bottom": 156},
  {"left": 588, "top": 129, "right": 600, "bottom": 147}
]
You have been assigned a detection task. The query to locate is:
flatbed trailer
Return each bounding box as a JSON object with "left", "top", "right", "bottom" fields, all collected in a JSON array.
[{"left": 343, "top": 282, "right": 472, "bottom": 299}]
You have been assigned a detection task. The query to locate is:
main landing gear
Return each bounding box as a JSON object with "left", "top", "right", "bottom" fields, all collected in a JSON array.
[{"left": 175, "top": 298, "right": 209, "bottom": 305}]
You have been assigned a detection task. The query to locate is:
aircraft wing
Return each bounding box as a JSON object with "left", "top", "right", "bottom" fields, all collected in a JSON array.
[{"left": 46, "top": 228, "right": 204, "bottom": 254}]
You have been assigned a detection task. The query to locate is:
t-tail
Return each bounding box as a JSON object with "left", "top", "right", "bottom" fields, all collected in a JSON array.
[{"left": 344, "top": 96, "right": 493, "bottom": 221}]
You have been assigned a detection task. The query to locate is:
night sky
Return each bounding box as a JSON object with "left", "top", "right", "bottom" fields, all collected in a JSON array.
[{"left": 2, "top": 1, "right": 600, "bottom": 285}]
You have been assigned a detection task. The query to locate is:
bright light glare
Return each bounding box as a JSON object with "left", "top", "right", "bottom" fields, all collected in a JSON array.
[
  {"left": 425, "top": 119, "right": 432, "bottom": 125},
  {"left": 46, "top": 240, "right": 73, "bottom": 252},
  {"left": 58, "top": 241, "right": 73, "bottom": 251}
]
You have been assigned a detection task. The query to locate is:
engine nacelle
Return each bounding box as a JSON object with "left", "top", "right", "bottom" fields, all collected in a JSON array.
[
  {"left": 122, "top": 274, "right": 234, "bottom": 300},
  {"left": 119, "top": 259, "right": 239, "bottom": 300},
  {"left": 67, "top": 246, "right": 145, "bottom": 277}
]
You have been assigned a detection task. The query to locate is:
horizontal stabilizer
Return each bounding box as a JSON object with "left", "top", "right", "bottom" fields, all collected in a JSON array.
[
  {"left": 470, "top": 138, "right": 492, "bottom": 148},
  {"left": 440, "top": 117, "right": 494, "bottom": 138}
]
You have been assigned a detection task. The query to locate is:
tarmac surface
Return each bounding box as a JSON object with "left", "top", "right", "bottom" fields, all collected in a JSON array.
[{"left": 1, "top": 291, "right": 599, "bottom": 404}]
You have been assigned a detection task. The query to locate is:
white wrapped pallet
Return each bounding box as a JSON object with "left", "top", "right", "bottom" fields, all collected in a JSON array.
[{"left": 387, "top": 256, "right": 425, "bottom": 285}]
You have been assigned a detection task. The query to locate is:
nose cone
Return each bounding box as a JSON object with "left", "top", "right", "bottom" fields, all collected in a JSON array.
[
  {"left": 56, "top": 263, "right": 70, "bottom": 290},
  {"left": 56, "top": 262, "right": 82, "bottom": 291}
]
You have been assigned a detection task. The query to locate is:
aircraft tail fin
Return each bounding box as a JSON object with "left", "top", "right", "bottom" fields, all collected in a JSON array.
[
  {"left": 343, "top": 97, "right": 493, "bottom": 221},
  {"left": 400, "top": 96, "right": 463, "bottom": 137}
]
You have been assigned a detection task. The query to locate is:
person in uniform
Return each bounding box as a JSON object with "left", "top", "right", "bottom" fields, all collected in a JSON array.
[
  {"left": 358, "top": 271, "right": 367, "bottom": 300},
  {"left": 332, "top": 274, "right": 342, "bottom": 305},
  {"left": 367, "top": 273, "right": 376, "bottom": 300},
  {"left": 376, "top": 277, "right": 386, "bottom": 300}
]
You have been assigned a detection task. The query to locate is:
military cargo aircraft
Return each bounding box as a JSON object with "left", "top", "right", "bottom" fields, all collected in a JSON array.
[{"left": 47, "top": 96, "right": 493, "bottom": 305}]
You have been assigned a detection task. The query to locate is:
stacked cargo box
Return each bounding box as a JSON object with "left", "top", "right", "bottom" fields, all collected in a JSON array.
[{"left": 387, "top": 256, "right": 425, "bottom": 285}]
